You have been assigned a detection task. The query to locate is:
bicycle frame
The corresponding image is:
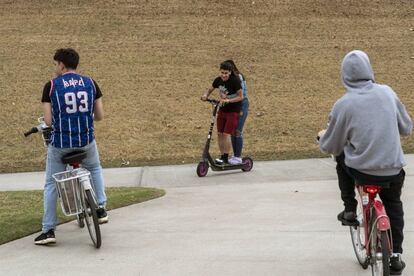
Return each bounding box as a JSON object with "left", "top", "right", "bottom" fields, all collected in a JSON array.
[
  {"left": 71, "top": 163, "right": 94, "bottom": 192},
  {"left": 357, "top": 185, "right": 392, "bottom": 259},
  {"left": 67, "top": 162, "right": 98, "bottom": 215},
  {"left": 62, "top": 161, "right": 101, "bottom": 248}
]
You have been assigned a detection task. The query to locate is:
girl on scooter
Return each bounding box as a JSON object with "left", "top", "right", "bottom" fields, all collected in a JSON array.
[
  {"left": 224, "top": 60, "right": 249, "bottom": 165},
  {"left": 201, "top": 61, "right": 243, "bottom": 164}
]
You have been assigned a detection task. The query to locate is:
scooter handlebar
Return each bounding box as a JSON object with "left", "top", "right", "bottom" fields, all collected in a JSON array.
[{"left": 206, "top": 99, "right": 219, "bottom": 105}]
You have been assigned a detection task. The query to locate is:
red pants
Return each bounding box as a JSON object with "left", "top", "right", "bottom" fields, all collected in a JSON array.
[{"left": 217, "top": 110, "right": 239, "bottom": 135}]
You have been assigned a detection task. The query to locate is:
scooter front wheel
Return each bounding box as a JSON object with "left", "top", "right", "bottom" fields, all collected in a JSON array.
[
  {"left": 241, "top": 157, "right": 253, "bottom": 172},
  {"left": 196, "top": 161, "right": 209, "bottom": 177}
]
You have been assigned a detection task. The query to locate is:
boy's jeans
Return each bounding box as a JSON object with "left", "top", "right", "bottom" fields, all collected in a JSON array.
[{"left": 42, "top": 140, "right": 106, "bottom": 232}]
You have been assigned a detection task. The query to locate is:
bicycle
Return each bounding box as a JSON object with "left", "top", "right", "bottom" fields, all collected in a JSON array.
[
  {"left": 350, "top": 182, "right": 392, "bottom": 276},
  {"left": 24, "top": 117, "right": 102, "bottom": 248}
]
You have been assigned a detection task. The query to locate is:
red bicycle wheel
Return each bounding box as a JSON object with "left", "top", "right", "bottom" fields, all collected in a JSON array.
[{"left": 370, "top": 227, "right": 390, "bottom": 275}]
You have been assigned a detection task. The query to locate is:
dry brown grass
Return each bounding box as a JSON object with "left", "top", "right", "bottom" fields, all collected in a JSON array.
[{"left": 1, "top": 0, "right": 413, "bottom": 172}]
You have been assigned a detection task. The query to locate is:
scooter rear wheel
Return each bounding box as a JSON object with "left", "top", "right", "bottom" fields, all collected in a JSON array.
[
  {"left": 197, "top": 161, "right": 209, "bottom": 177},
  {"left": 241, "top": 157, "right": 253, "bottom": 172}
]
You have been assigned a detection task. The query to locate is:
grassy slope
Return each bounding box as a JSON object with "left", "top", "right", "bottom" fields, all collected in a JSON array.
[{"left": 0, "top": 0, "right": 413, "bottom": 172}]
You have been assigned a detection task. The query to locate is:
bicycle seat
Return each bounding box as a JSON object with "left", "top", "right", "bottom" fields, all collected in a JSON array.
[
  {"left": 350, "top": 167, "right": 394, "bottom": 189},
  {"left": 61, "top": 151, "right": 87, "bottom": 165},
  {"left": 355, "top": 180, "right": 391, "bottom": 189}
]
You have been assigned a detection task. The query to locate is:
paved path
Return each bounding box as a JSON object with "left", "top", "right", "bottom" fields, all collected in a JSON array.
[{"left": 0, "top": 157, "right": 413, "bottom": 275}]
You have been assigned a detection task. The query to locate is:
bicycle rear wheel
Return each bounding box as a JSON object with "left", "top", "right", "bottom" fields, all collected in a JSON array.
[
  {"left": 83, "top": 189, "right": 101, "bottom": 248},
  {"left": 350, "top": 190, "right": 369, "bottom": 268},
  {"left": 371, "top": 230, "right": 390, "bottom": 276}
]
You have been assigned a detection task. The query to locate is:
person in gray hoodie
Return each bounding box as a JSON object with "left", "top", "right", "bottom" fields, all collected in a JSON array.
[{"left": 318, "top": 50, "right": 411, "bottom": 275}]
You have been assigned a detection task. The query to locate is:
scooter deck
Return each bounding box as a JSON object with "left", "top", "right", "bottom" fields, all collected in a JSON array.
[{"left": 209, "top": 161, "right": 246, "bottom": 171}]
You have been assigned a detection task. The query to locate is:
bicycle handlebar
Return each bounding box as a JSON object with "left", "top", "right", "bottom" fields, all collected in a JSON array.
[
  {"left": 24, "top": 117, "right": 53, "bottom": 148},
  {"left": 23, "top": 117, "right": 52, "bottom": 137},
  {"left": 24, "top": 125, "right": 52, "bottom": 137},
  {"left": 24, "top": 127, "right": 39, "bottom": 137}
]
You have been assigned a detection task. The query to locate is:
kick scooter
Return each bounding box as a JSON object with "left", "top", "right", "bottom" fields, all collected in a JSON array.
[{"left": 196, "top": 99, "right": 253, "bottom": 177}]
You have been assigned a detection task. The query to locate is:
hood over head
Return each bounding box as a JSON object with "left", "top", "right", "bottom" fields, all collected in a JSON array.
[{"left": 341, "top": 50, "right": 375, "bottom": 91}]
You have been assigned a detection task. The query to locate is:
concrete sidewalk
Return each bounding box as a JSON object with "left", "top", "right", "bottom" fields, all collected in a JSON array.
[{"left": 0, "top": 157, "right": 413, "bottom": 275}]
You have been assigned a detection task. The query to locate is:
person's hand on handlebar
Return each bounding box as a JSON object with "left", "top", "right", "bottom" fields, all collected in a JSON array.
[
  {"left": 201, "top": 93, "right": 208, "bottom": 101},
  {"left": 317, "top": 129, "right": 326, "bottom": 142},
  {"left": 201, "top": 87, "right": 215, "bottom": 101},
  {"left": 219, "top": 98, "right": 230, "bottom": 105}
]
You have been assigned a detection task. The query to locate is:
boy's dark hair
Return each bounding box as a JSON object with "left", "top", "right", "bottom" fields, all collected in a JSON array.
[
  {"left": 220, "top": 61, "right": 234, "bottom": 74},
  {"left": 53, "top": 48, "right": 79, "bottom": 69}
]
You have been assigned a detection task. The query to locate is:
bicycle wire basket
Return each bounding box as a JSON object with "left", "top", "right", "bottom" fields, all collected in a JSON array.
[{"left": 52, "top": 168, "right": 91, "bottom": 216}]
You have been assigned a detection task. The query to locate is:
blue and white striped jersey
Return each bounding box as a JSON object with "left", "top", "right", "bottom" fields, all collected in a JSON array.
[{"left": 47, "top": 72, "right": 98, "bottom": 148}]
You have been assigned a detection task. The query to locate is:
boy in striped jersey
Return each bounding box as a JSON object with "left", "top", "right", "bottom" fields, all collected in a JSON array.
[{"left": 35, "top": 48, "right": 108, "bottom": 245}]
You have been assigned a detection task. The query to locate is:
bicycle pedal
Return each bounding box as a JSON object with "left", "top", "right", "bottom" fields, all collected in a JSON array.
[
  {"left": 341, "top": 220, "right": 359, "bottom": 227},
  {"left": 339, "top": 216, "right": 359, "bottom": 226}
]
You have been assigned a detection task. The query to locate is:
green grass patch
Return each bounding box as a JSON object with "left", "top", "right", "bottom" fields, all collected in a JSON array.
[{"left": 0, "top": 187, "right": 165, "bottom": 245}]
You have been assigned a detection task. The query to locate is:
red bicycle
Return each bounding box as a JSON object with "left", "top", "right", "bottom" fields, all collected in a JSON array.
[{"left": 350, "top": 183, "right": 392, "bottom": 276}]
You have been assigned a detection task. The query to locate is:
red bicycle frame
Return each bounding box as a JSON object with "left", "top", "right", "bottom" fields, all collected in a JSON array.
[{"left": 358, "top": 185, "right": 392, "bottom": 253}]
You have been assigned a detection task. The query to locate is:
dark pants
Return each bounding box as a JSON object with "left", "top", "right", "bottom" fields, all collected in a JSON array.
[{"left": 336, "top": 153, "right": 405, "bottom": 253}]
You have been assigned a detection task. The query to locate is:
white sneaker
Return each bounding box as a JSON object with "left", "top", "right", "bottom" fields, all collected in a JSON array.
[
  {"left": 215, "top": 158, "right": 224, "bottom": 164},
  {"left": 229, "top": 157, "right": 242, "bottom": 165}
]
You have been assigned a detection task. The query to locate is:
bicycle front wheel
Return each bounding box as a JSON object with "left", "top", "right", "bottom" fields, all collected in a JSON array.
[
  {"left": 83, "top": 189, "right": 102, "bottom": 248},
  {"left": 350, "top": 190, "right": 369, "bottom": 268},
  {"left": 76, "top": 213, "right": 85, "bottom": 228},
  {"left": 371, "top": 230, "right": 390, "bottom": 276}
]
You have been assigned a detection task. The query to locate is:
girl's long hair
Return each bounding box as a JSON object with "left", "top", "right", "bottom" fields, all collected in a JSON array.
[{"left": 224, "top": 59, "right": 241, "bottom": 76}]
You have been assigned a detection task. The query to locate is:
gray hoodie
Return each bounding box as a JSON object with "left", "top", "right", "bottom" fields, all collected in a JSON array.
[{"left": 319, "top": 50, "right": 412, "bottom": 176}]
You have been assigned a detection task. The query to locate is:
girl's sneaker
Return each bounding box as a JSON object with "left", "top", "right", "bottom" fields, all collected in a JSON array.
[{"left": 229, "top": 157, "right": 242, "bottom": 165}]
